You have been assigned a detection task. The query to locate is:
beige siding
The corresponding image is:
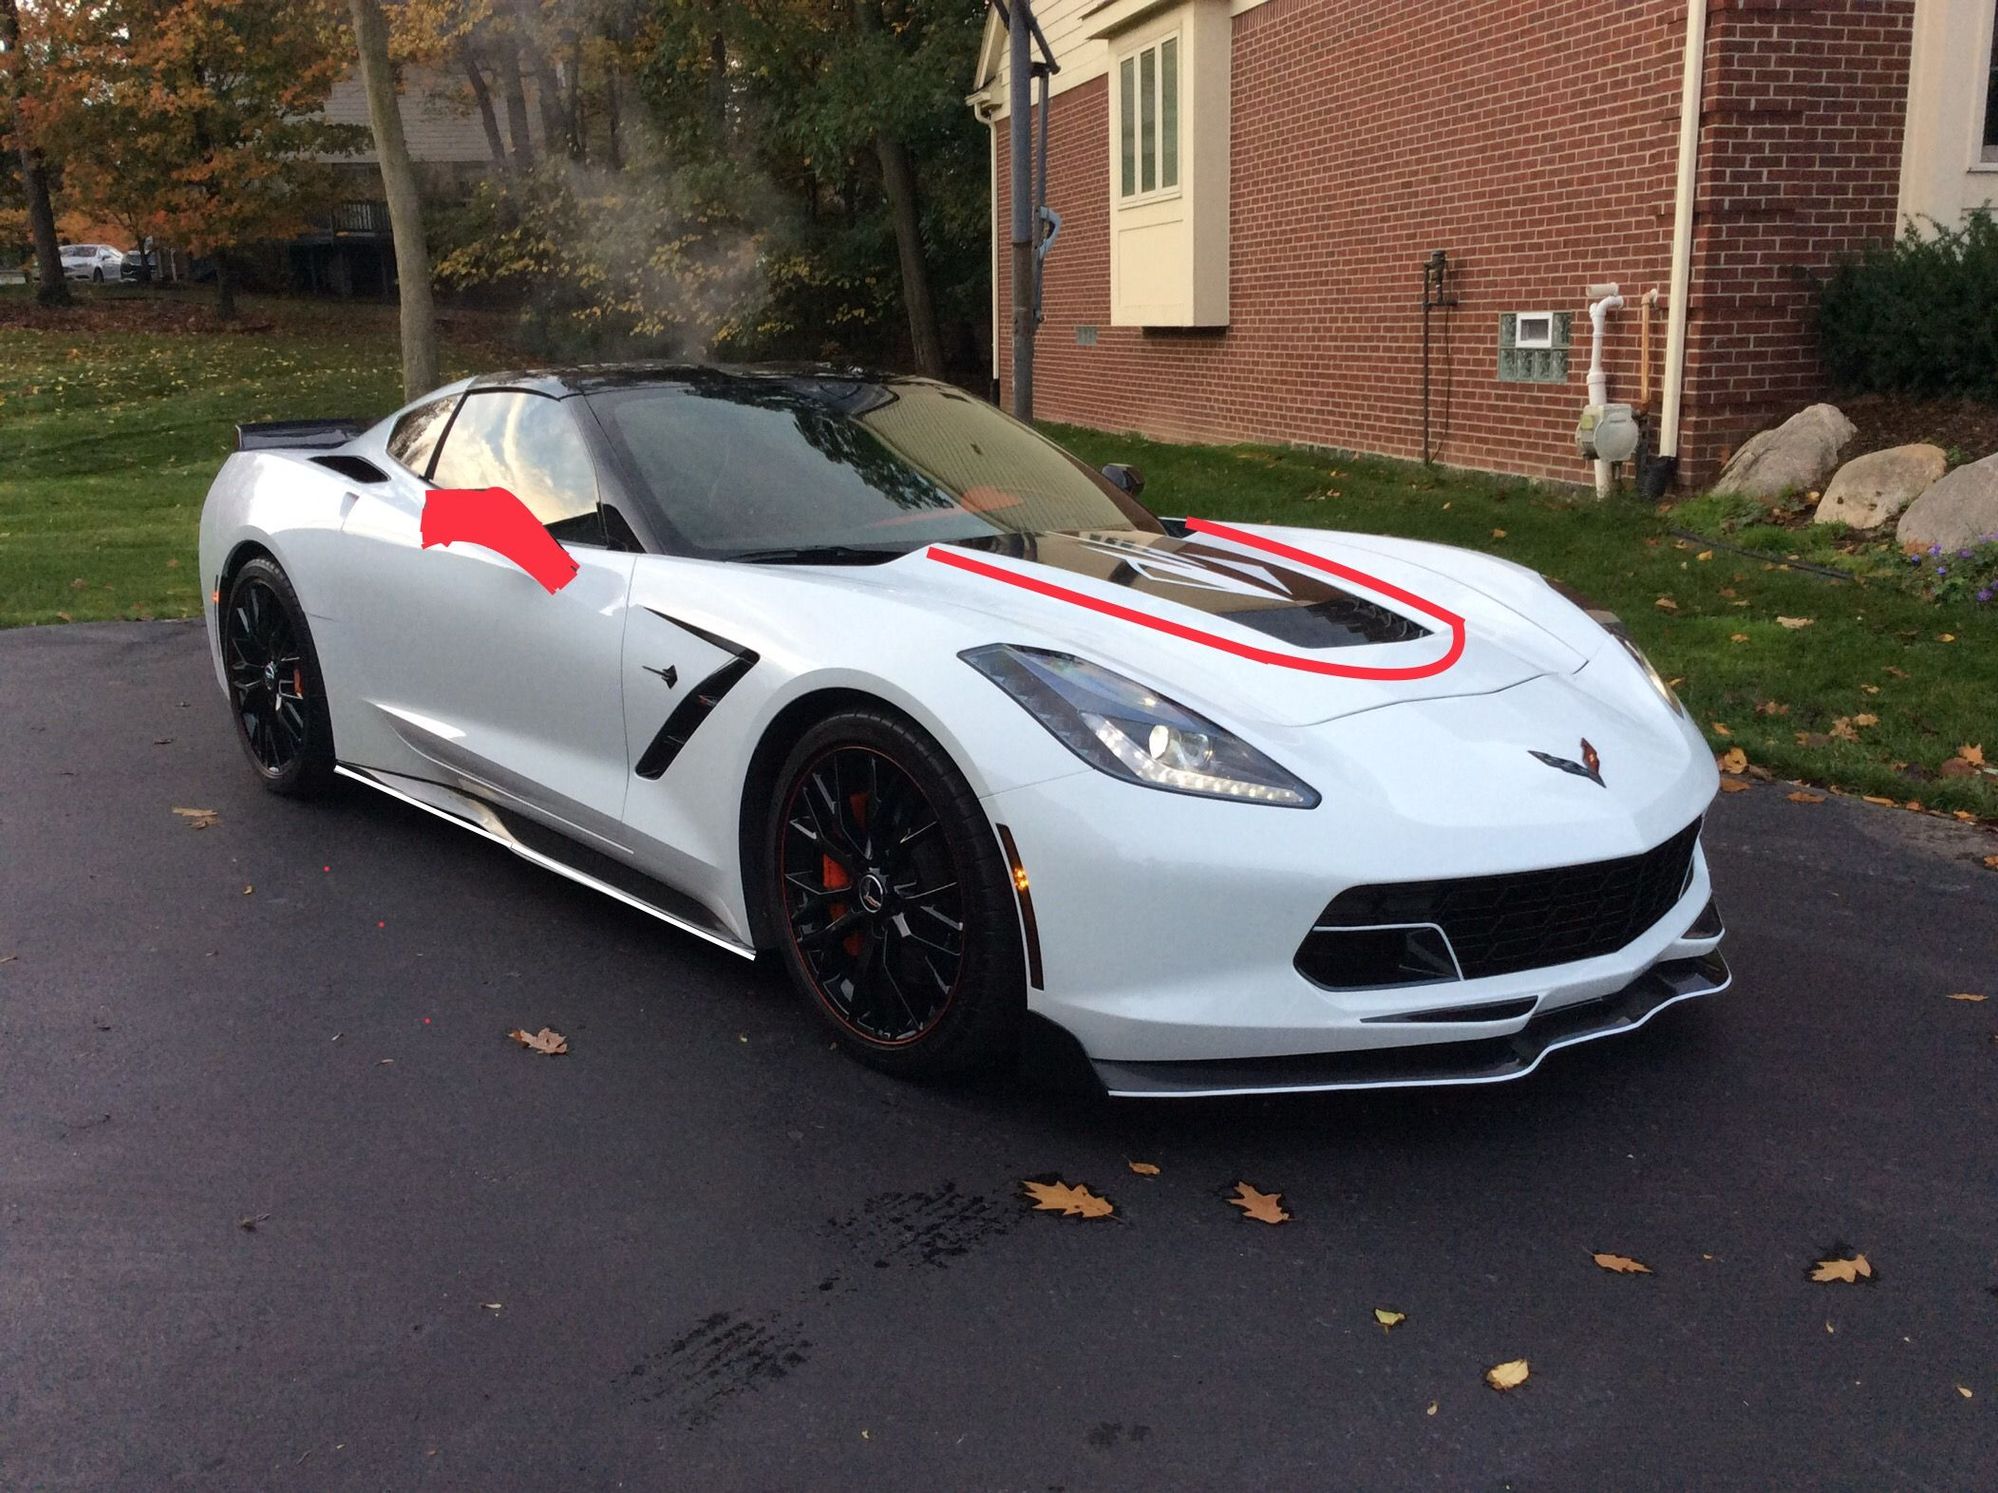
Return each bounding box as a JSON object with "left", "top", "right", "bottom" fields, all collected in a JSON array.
[
  {"left": 1898, "top": 0, "right": 1998, "bottom": 222},
  {"left": 319, "top": 67, "right": 522, "bottom": 166}
]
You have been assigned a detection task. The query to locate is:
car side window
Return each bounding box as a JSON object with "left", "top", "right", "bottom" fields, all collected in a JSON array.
[
  {"left": 429, "top": 390, "right": 605, "bottom": 546},
  {"left": 385, "top": 396, "right": 456, "bottom": 478}
]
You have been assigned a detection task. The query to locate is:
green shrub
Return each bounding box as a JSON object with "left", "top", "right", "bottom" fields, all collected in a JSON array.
[{"left": 1819, "top": 210, "right": 1998, "bottom": 397}]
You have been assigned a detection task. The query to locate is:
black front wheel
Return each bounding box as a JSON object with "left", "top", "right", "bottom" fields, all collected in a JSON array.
[
  {"left": 222, "top": 557, "right": 335, "bottom": 796},
  {"left": 769, "top": 709, "right": 1025, "bottom": 1078}
]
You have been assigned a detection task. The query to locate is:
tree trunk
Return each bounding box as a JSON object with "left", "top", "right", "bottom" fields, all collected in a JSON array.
[
  {"left": 348, "top": 0, "right": 438, "bottom": 398},
  {"left": 513, "top": 3, "right": 571, "bottom": 156},
  {"left": 498, "top": 38, "right": 534, "bottom": 169},
  {"left": 458, "top": 39, "right": 509, "bottom": 175},
  {"left": 875, "top": 132, "right": 944, "bottom": 378},
  {"left": 214, "top": 251, "right": 237, "bottom": 320},
  {"left": 603, "top": 59, "right": 623, "bottom": 171},
  {"left": 706, "top": 28, "right": 728, "bottom": 142},
  {"left": 0, "top": 0, "right": 69, "bottom": 307},
  {"left": 565, "top": 30, "right": 584, "bottom": 163}
]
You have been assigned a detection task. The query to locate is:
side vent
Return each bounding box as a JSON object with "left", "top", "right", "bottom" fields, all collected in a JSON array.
[
  {"left": 634, "top": 609, "right": 759, "bottom": 780},
  {"left": 311, "top": 454, "right": 389, "bottom": 484}
]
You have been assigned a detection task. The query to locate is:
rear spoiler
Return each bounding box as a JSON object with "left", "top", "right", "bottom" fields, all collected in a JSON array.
[{"left": 234, "top": 418, "right": 369, "bottom": 452}]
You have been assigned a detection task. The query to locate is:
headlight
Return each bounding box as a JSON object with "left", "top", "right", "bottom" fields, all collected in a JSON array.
[
  {"left": 1545, "top": 579, "right": 1684, "bottom": 717},
  {"left": 961, "top": 644, "right": 1320, "bottom": 808}
]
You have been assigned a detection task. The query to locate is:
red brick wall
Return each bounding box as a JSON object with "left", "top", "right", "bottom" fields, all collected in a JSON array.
[{"left": 994, "top": 0, "right": 1912, "bottom": 487}]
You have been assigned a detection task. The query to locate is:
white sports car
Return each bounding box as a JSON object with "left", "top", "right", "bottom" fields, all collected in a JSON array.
[{"left": 198, "top": 366, "right": 1727, "bottom": 1096}]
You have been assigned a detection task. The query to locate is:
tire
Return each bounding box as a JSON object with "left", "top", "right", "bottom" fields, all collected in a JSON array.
[
  {"left": 768, "top": 708, "right": 1025, "bottom": 1079},
  {"left": 220, "top": 557, "right": 337, "bottom": 797},
  {"left": 91, "top": 267, "right": 104, "bottom": 282}
]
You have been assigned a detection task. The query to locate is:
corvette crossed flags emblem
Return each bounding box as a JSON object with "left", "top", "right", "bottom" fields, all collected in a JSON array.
[{"left": 1529, "top": 738, "right": 1605, "bottom": 787}]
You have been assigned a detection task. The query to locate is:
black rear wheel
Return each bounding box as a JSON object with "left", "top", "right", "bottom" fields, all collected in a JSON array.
[
  {"left": 222, "top": 557, "right": 335, "bottom": 796},
  {"left": 770, "top": 709, "right": 1024, "bottom": 1077}
]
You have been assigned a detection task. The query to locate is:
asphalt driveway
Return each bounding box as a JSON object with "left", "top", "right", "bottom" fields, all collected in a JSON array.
[{"left": 3, "top": 621, "right": 1995, "bottom": 1490}]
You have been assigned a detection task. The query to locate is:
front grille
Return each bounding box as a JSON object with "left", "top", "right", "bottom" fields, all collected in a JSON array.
[{"left": 1307, "top": 820, "right": 1702, "bottom": 981}]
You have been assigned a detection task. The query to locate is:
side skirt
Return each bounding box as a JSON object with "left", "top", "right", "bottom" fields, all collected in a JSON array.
[{"left": 335, "top": 763, "right": 757, "bottom": 960}]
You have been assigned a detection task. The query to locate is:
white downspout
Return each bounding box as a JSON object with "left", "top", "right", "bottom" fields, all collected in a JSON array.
[
  {"left": 1587, "top": 285, "right": 1624, "bottom": 498},
  {"left": 1658, "top": 0, "right": 1709, "bottom": 483}
]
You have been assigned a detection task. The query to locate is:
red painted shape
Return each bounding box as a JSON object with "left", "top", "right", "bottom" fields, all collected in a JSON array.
[
  {"left": 420, "top": 487, "right": 580, "bottom": 594},
  {"left": 925, "top": 517, "right": 1466, "bottom": 680}
]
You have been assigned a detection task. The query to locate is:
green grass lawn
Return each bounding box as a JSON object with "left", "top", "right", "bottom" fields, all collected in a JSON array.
[
  {"left": 1, "top": 289, "right": 1991, "bottom": 819},
  {"left": 0, "top": 287, "right": 512, "bottom": 629}
]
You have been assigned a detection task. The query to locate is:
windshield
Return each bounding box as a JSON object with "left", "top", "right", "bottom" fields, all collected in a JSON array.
[{"left": 587, "top": 377, "right": 1159, "bottom": 559}]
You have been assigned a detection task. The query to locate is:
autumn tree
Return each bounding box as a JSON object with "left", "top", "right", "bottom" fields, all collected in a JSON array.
[
  {"left": 38, "top": 0, "right": 362, "bottom": 317},
  {"left": 0, "top": 0, "right": 70, "bottom": 306}
]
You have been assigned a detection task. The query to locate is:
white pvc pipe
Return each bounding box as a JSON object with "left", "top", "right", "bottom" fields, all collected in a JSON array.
[
  {"left": 1588, "top": 286, "right": 1624, "bottom": 498},
  {"left": 1659, "top": 0, "right": 1709, "bottom": 467}
]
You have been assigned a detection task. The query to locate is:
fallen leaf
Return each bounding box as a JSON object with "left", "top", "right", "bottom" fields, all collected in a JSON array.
[
  {"left": 242, "top": 885, "right": 253, "bottom": 896},
  {"left": 1886, "top": 665, "right": 1909, "bottom": 679},
  {"left": 1127, "top": 1160, "right": 1161, "bottom": 1176},
  {"left": 1861, "top": 684, "right": 1879, "bottom": 695},
  {"left": 1862, "top": 795, "right": 1897, "bottom": 807},
  {"left": 1712, "top": 722, "right": 1732, "bottom": 737},
  {"left": 238, "top": 1213, "right": 270, "bottom": 1231},
  {"left": 1776, "top": 616, "right": 1813, "bottom": 630},
  {"left": 1654, "top": 595, "right": 1679, "bottom": 612},
  {"left": 1592, "top": 1251, "right": 1653, "bottom": 1274},
  {"left": 1829, "top": 717, "right": 1859, "bottom": 742},
  {"left": 1959, "top": 744, "right": 1986, "bottom": 767},
  {"left": 507, "top": 1026, "right": 569, "bottom": 1055},
  {"left": 1984, "top": 855, "right": 1998, "bottom": 871},
  {"left": 1485, "top": 1359, "right": 1531, "bottom": 1391},
  {"left": 1905, "top": 800, "right": 1924, "bottom": 812},
  {"left": 1021, "top": 1178, "right": 1115, "bottom": 1218},
  {"left": 1938, "top": 633, "right": 1956, "bottom": 643},
  {"left": 1755, "top": 700, "right": 1790, "bottom": 717},
  {"left": 1959, "top": 1386, "right": 1975, "bottom": 1399},
  {"left": 1787, "top": 791, "right": 1826, "bottom": 804},
  {"left": 1227, "top": 1182, "right": 1291, "bottom": 1225},
  {"left": 1853, "top": 714, "right": 1878, "bottom": 728},
  {"left": 1696, "top": 549, "right": 1714, "bottom": 562},
  {"left": 1491, "top": 528, "right": 1507, "bottom": 539},
  {"left": 1718, "top": 747, "right": 1747, "bottom": 775},
  {"left": 1374, "top": 1308, "right": 1406, "bottom": 1330},
  {"left": 1810, "top": 1252, "right": 1873, "bottom": 1284},
  {"left": 1952, "top": 810, "right": 1975, "bottom": 823},
  {"left": 1729, "top": 632, "right": 1749, "bottom": 644},
  {"left": 1426, "top": 1400, "right": 1438, "bottom": 1416},
  {"left": 482, "top": 1302, "right": 502, "bottom": 1311},
  {"left": 1946, "top": 993, "right": 1988, "bottom": 1003},
  {"left": 1795, "top": 731, "right": 1832, "bottom": 748},
  {"left": 1718, "top": 779, "right": 1752, "bottom": 794},
  {"left": 172, "top": 806, "right": 219, "bottom": 830}
]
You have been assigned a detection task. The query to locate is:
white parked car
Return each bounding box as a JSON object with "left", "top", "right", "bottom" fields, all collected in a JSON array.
[
  {"left": 197, "top": 367, "right": 1727, "bottom": 1095},
  {"left": 60, "top": 243, "right": 127, "bottom": 281}
]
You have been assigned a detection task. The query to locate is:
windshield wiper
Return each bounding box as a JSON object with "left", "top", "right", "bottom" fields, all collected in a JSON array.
[{"left": 726, "top": 544, "right": 905, "bottom": 566}]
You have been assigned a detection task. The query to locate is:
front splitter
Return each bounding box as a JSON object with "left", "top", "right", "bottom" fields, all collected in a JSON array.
[{"left": 1091, "top": 951, "right": 1730, "bottom": 1098}]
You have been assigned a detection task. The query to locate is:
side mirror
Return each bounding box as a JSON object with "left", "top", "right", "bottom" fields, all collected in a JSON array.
[{"left": 1101, "top": 462, "right": 1145, "bottom": 499}]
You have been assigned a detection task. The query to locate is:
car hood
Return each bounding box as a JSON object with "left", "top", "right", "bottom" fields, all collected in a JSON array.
[{"left": 818, "top": 523, "right": 1606, "bottom": 728}]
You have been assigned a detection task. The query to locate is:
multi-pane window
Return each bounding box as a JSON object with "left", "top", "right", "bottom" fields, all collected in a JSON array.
[{"left": 1118, "top": 36, "right": 1180, "bottom": 199}]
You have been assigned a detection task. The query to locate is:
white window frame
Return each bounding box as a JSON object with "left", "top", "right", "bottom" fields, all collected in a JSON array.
[{"left": 1115, "top": 31, "right": 1183, "bottom": 206}]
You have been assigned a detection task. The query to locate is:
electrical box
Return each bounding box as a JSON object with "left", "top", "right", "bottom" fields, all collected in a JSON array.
[{"left": 1498, "top": 312, "right": 1572, "bottom": 383}]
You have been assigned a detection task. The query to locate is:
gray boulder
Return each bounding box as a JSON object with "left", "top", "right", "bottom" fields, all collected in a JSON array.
[
  {"left": 1712, "top": 403, "right": 1856, "bottom": 501},
  {"left": 1897, "top": 452, "right": 1998, "bottom": 553},
  {"left": 1813, "top": 443, "right": 1947, "bottom": 529}
]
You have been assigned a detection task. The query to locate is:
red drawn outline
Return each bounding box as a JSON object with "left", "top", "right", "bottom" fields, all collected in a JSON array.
[
  {"left": 421, "top": 486, "right": 580, "bottom": 594},
  {"left": 924, "top": 516, "right": 1466, "bottom": 680}
]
